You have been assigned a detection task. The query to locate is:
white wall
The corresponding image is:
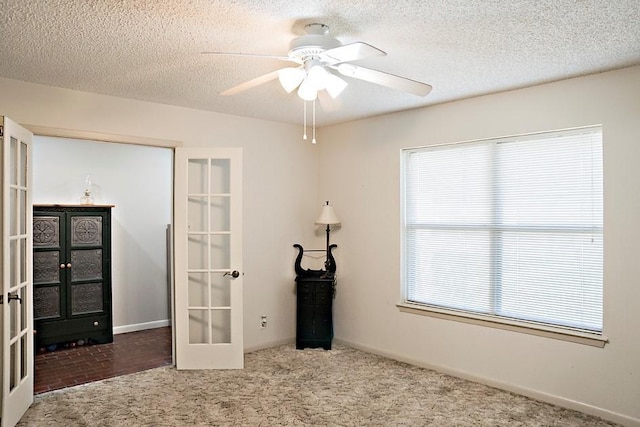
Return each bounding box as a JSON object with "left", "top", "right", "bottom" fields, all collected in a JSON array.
[
  {"left": 0, "top": 76, "right": 320, "bottom": 351},
  {"left": 318, "top": 65, "right": 640, "bottom": 426},
  {"left": 4, "top": 66, "right": 638, "bottom": 424},
  {"left": 32, "top": 136, "right": 173, "bottom": 331}
]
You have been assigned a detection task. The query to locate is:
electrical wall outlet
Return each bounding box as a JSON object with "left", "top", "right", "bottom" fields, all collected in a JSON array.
[{"left": 260, "top": 315, "right": 267, "bottom": 329}]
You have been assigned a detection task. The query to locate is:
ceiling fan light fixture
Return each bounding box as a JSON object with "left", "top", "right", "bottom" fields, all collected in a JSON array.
[
  {"left": 325, "top": 73, "right": 348, "bottom": 98},
  {"left": 298, "top": 78, "right": 318, "bottom": 101},
  {"left": 278, "top": 67, "right": 305, "bottom": 93},
  {"left": 306, "top": 64, "right": 329, "bottom": 91}
]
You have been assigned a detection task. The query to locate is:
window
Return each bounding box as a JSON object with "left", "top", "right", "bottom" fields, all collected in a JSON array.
[{"left": 401, "top": 127, "right": 603, "bottom": 335}]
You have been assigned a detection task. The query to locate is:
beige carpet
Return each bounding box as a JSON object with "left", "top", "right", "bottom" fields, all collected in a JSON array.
[{"left": 19, "top": 344, "right": 617, "bottom": 426}]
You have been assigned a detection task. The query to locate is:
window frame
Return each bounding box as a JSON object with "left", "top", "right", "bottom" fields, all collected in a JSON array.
[{"left": 399, "top": 126, "right": 607, "bottom": 347}]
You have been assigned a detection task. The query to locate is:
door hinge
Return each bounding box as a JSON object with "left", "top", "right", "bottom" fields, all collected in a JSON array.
[{"left": 0, "top": 125, "right": 3, "bottom": 137}]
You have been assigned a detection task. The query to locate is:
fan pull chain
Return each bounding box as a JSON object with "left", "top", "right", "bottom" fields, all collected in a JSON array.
[
  {"left": 303, "top": 101, "right": 307, "bottom": 140},
  {"left": 312, "top": 99, "right": 317, "bottom": 144}
]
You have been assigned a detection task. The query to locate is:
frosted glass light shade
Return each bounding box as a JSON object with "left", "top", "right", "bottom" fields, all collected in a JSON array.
[
  {"left": 325, "top": 73, "right": 348, "bottom": 98},
  {"left": 315, "top": 203, "right": 341, "bottom": 225},
  {"left": 278, "top": 67, "right": 305, "bottom": 93},
  {"left": 297, "top": 78, "right": 318, "bottom": 101},
  {"left": 306, "top": 64, "right": 328, "bottom": 90}
]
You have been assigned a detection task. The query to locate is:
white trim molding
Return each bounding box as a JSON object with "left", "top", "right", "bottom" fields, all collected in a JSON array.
[
  {"left": 23, "top": 124, "right": 182, "bottom": 148},
  {"left": 113, "top": 319, "right": 171, "bottom": 335},
  {"left": 335, "top": 338, "right": 640, "bottom": 427},
  {"left": 397, "top": 303, "right": 608, "bottom": 348}
]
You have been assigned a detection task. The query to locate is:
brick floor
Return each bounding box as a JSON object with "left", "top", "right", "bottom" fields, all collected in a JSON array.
[{"left": 34, "top": 327, "right": 172, "bottom": 394}]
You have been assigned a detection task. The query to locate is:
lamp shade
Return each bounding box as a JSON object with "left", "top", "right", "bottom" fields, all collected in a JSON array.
[{"left": 315, "top": 202, "right": 341, "bottom": 225}]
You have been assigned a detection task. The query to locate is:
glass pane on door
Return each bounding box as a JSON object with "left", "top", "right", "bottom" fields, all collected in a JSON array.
[
  {"left": 211, "top": 273, "right": 231, "bottom": 307},
  {"left": 188, "top": 159, "right": 207, "bottom": 194},
  {"left": 10, "top": 136, "right": 17, "bottom": 184},
  {"left": 185, "top": 156, "right": 232, "bottom": 345},
  {"left": 10, "top": 344, "right": 17, "bottom": 391},
  {"left": 210, "top": 234, "right": 230, "bottom": 270},
  {"left": 188, "top": 309, "right": 208, "bottom": 344},
  {"left": 9, "top": 290, "right": 17, "bottom": 339},
  {"left": 210, "top": 159, "right": 230, "bottom": 194},
  {"left": 187, "top": 196, "right": 207, "bottom": 231},
  {"left": 210, "top": 197, "right": 230, "bottom": 232},
  {"left": 211, "top": 309, "right": 231, "bottom": 343},
  {"left": 20, "top": 140, "right": 28, "bottom": 186},
  {"left": 188, "top": 272, "right": 208, "bottom": 307},
  {"left": 187, "top": 235, "right": 208, "bottom": 270},
  {"left": 10, "top": 187, "right": 17, "bottom": 235},
  {"left": 21, "top": 335, "right": 28, "bottom": 379}
]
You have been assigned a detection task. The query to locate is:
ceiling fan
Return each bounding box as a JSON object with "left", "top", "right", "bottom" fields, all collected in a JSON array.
[{"left": 203, "top": 23, "right": 433, "bottom": 101}]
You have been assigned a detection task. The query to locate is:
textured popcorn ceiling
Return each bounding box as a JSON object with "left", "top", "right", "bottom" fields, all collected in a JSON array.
[{"left": 0, "top": 0, "right": 639, "bottom": 127}]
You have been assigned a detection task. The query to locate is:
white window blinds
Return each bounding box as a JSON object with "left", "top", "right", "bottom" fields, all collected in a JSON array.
[{"left": 402, "top": 127, "right": 603, "bottom": 332}]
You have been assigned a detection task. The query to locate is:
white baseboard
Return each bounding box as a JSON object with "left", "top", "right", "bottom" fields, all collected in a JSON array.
[
  {"left": 334, "top": 338, "right": 640, "bottom": 427},
  {"left": 244, "top": 337, "right": 295, "bottom": 354},
  {"left": 113, "top": 319, "right": 171, "bottom": 335}
]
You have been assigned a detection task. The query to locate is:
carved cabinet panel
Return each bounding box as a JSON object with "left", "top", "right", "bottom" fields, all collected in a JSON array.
[{"left": 33, "top": 205, "right": 113, "bottom": 348}]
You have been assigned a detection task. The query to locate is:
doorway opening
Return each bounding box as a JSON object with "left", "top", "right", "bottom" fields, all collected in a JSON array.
[{"left": 32, "top": 135, "right": 174, "bottom": 393}]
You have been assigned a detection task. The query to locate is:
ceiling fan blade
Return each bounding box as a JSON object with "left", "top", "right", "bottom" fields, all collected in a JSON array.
[
  {"left": 202, "top": 51, "right": 301, "bottom": 64},
  {"left": 220, "top": 70, "right": 281, "bottom": 96},
  {"left": 321, "top": 42, "right": 386, "bottom": 64},
  {"left": 335, "top": 63, "right": 432, "bottom": 96}
]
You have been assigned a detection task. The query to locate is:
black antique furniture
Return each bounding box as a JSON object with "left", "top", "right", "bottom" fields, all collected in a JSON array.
[
  {"left": 294, "top": 243, "right": 337, "bottom": 350},
  {"left": 33, "top": 205, "right": 113, "bottom": 349}
]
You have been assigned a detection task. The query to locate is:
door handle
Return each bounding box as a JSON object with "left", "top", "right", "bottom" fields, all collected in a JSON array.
[
  {"left": 8, "top": 293, "right": 22, "bottom": 304},
  {"left": 224, "top": 270, "right": 240, "bottom": 278}
]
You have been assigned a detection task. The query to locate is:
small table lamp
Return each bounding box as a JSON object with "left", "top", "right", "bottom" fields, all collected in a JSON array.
[{"left": 315, "top": 201, "right": 341, "bottom": 270}]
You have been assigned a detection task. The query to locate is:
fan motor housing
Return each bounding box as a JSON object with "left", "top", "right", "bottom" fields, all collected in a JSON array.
[{"left": 288, "top": 33, "right": 341, "bottom": 61}]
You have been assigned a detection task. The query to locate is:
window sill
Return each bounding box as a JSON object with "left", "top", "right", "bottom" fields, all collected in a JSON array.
[{"left": 397, "top": 302, "right": 608, "bottom": 348}]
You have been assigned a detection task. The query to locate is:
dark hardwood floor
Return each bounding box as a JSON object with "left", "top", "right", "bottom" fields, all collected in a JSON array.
[{"left": 34, "top": 327, "right": 172, "bottom": 395}]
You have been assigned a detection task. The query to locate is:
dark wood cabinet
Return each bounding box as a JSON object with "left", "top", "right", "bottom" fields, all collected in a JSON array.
[
  {"left": 33, "top": 205, "right": 113, "bottom": 349},
  {"left": 296, "top": 276, "right": 335, "bottom": 350},
  {"left": 293, "top": 244, "right": 337, "bottom": 350}
]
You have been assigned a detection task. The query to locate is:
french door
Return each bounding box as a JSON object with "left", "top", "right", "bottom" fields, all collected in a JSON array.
[
  {"left": 0, "top": 117, "right": 33, "bottom": 427},
  {"left": 174, "top": 147, "right": 243, "bottom": 369}
]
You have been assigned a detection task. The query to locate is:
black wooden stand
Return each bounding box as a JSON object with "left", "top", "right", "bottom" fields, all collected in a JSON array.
[{"left": 293, "top": 244, "right": 337, "bottom": 350}]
